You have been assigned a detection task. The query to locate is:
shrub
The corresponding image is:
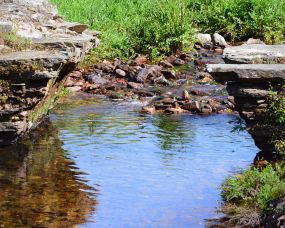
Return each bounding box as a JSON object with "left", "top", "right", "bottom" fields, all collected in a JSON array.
[{"left": 219, "top": 163, "right": 285, "bottom": 211}]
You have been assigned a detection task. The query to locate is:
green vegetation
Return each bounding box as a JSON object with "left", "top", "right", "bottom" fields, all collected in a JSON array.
[
  {"left": 51, "top": 0, "right": 285, "bottom": 62},
  {"left": 219, "top": 163, "right": 285, "bottom": 212}
]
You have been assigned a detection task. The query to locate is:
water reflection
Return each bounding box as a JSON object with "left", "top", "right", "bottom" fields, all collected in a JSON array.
[{"left": 0, "top": 120, "right": 98, "bottom": 227}]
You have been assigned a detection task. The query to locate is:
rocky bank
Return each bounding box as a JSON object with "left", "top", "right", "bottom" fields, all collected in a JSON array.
[
  {"left": 207, "top": 44, "right": 285, "bottom": 154},
  {"left": 0, "top": 0, "right": 100, "bottom": 146}
]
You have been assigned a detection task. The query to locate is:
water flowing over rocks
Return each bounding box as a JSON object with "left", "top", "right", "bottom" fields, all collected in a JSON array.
[
  {"left": 207, "top": 45, "right": 285, "bottom": 154},
  {"left": 0, "top": 0, "right": 100, "bottom": 145}
]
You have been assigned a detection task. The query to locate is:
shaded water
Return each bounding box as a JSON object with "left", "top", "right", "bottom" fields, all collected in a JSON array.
[{"left": 0, "top": 93, "right": 259, "bottom": 227}]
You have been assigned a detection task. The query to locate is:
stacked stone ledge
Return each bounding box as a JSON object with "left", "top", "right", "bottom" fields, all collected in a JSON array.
[
  {"left": 206, "top": 45, "right": 285, "bottom": 153},
  {"left": 0, "top": 0, "right": 100, "bottom": 146}
]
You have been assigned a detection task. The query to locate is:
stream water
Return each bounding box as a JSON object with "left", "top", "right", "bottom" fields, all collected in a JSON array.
[{"left": 0, "top": 93, "right": 259, "bottom": 227}]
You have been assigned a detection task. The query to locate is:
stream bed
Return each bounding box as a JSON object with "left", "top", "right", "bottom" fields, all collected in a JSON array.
[{"left": 0, "top": 93, "right": 259, "bottom": 227}]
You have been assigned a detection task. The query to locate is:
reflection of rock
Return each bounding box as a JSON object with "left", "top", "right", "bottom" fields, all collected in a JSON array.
[{"left": 0, "top": 119, "right": 98, "bottom": 227}]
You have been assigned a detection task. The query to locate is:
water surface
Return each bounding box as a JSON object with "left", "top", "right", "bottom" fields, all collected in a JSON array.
[{"left": 0, "top": 93, "right": 259, "bottom": 227}]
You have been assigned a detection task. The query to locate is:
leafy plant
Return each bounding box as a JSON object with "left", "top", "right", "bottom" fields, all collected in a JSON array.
[{"left": 219, "top": 163, "right": 285, "bottom": 212}]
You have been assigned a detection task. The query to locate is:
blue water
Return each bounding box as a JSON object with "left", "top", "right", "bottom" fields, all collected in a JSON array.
[{"left": 47, "top": 94, "right": 259, "bottom": 228}]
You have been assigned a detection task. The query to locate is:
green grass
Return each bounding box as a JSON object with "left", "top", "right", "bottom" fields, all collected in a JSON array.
[
  {"left": 51, "top": 0, "right": 285, "bottom": 62},
  {"left": 219, "top": 163, "right": 285, "bottom": 212}
]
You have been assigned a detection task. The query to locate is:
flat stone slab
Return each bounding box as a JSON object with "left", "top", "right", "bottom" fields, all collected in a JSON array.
[
  {"left": 207, "top": 64, "right": 285, "bottom": 82},
  {"left": 0, "top": 22, "right": 13, "bottom": 33},
  {"left": 0, "top": 50, "right": 72, "bottom": 67},
  {"left": 223, "top": 45, "right": 285, "bottom": 64}
]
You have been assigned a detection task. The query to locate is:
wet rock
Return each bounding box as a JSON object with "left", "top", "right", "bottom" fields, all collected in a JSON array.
[
  {"left": 182, "top": 101, "right": 200, "bottom": 112},
  {"left": 200, "top": 104, "right": 212, "bottom": 114},
  {"left": 153, "top": 76, "right": 170, "bottom": 86},
  {"left": 138, "top": 91, "right": 154, "bottom": 97},
  {"left": 89, "top": 84, "right": 101, "bottom": 90},
  {"left": 212, "top": 33, "right": 227, "bottom": 47},
  {"left": 167, "top": 56, "right": 185, "bottom": 66},
  {"left": 227, "top": 96, "right": 235, "bottom": 105},
  {"left": 135, "top": 68, "right": 149, "bottom": 83},
  {"left": 127, "top": 82, "right": 143, "bottom": 89},
  {"left": 86, "top": 73, "right": 108, "bottom": 84},
  {"left": 161, "top": 70, "right": 176, "bottom": 79},
  {"left": 165, "top": 107, "right": 189, "bottom": 114},
  {"left": 182, "top": 90, "right": 190, "bottom": 101},
  {"left": 141, "top": 106, "right": 155, "bottom": 114},
  {"left": 194, "top": 59, "right": 214, "bottom": 66},
  {"left": 160, "top": 61, "right": 174, "bottom": 68},
  {"left": 66, "top": 86, "right": 81, "bottom": 92},
  {"left": 155, "top": 104, "right": 172, "bottom": 110},
  {"left": 98, "top": 60, "right": 115, "bottom": 73},
  {"left": 176, "top": 79, "right": 187, "bottom": 85},
  {"left": 246, "top": 38, "right": 266, "bottom": 45},
  {"left": 110, "top": 92, "right": 125, "bottom": 99},
  {"left": 162, "top": 98, "right": 175, "bottom": 104},
  {"left": 115, "top": 69, "right": 126, "bottom": 77},
  {"left": 191, "top": 90, "right": 211, "bottom": 96}
]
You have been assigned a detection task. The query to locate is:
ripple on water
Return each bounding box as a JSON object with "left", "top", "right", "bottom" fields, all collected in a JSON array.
[{"left": 49, "top": 96, "right": 259, "bottom": 228}]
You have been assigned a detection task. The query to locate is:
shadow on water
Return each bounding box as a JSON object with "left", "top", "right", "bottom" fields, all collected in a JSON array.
[{"left": 0, "top": 119, "right": 99, "bottom": 227}]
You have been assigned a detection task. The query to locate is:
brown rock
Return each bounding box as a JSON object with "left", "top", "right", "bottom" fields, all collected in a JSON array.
[
  {"left": 165, "top": 108, "right": 189, "bottom": 114},
  {"left": 182, "top": 101, "right": 200, "bottom": 111},
  {"left": 115, "top": 69, "right": 126, "bottom": 77},
  {"left": 135, "top": 56, "right": 148, "bottom": 64},
  {"left": 127, "top": 82, "right": 143, "bottom": 89},
  {"left": 161, "top": 70, "right": 176, "bottom": 79},
  {"left": 182, "top": 90, "right": 190, "bottom": 101}
]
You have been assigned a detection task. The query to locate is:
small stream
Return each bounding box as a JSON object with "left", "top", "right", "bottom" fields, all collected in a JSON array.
[{"left": 0, "top": 93, "right": 259, "bottom": 227}]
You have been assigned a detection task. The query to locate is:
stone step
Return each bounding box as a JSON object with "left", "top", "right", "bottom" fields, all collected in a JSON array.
[
  {"left": 223, "top": 45, "right": 285, "bottom": 64},
  {"left": 206, "top": 64, "right": 285, "bottom": 82}
]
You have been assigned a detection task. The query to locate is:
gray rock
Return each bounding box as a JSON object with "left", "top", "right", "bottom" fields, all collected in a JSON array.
[
  {"left": 153, "top": 76, "right": 170, "bottom": 85},
  {"left": 196, "top": 33, "right": 212, "bottom": 48},
  {"left": 135, "top": 68, "right": 149, "bottom": 83},
  {"left": 0, "top": 22, "right": 14, "bottom": 33},
  {"left": 200, "top": 104, "right": 212, "bottom": 114},
  {"left": 86, "top": 73, "right": 108, "bottom": 84},
  {"left": 66, "top": 86, "right": 81, "bottom": 92},
  {"left": 222, "top": 45, "right": 285, "bottom": 64},
  {"left": 212, "top": 33, "right": 227, "bottom": 47},
  {"left": 207, "top": 64, "right": 285, "bottom": 82},
  {"left": 246, "top": 38, "right": 266, "bottom": 45}
]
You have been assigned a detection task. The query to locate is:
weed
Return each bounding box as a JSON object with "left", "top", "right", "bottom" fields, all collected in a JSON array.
[{"left": 219, "top": 163, "right": 285, "bottom": 212}]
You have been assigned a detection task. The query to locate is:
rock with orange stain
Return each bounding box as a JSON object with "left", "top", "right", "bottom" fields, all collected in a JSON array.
[
  {"left": 141, "top": 106, "right": 155, "bottom": 114},
  {"left": 164, "top": 107, "right": 190, "bottom": 114}
]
